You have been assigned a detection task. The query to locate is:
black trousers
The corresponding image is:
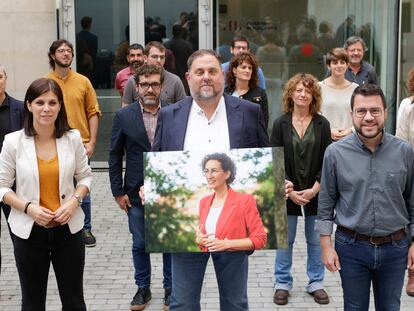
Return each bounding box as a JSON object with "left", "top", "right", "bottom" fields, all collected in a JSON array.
[{"left": 13, "top": 224, "right": 86, "bottom": 311}]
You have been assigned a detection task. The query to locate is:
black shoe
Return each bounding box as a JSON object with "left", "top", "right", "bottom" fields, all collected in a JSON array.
[
  {"left": 83, "top": 229, "right": 96, "bottom": 247},
  {"left": 163, "top": 288, "right": 171, "bottom": 311},
  {"left": 131, "top": 287, "right": 152, "bottom": 311}
]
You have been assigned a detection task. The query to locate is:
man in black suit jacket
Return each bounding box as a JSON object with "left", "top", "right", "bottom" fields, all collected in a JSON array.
[
  {"left": 152, "top": 49, "right": 269, "bottom": 311},
  {"left": 0, "top": 64, "right": 23, "bottom": 275},
  {"left": 108, "top": 64, "right": 171, "bottom": 311}
]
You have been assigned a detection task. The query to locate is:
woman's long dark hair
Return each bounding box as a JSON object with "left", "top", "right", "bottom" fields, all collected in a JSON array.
[{"left": 225, "top": 52, "right": 259, "bottom": 92}]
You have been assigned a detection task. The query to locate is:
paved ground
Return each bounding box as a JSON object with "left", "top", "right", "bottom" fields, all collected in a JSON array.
[{"left": 1, "top": 172, "right": 412, "bottom": 310}]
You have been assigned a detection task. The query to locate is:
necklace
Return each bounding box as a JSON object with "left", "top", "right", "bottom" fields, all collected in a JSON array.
[{"left": 292, "top": 114, "right": 311, "bottom": 139}]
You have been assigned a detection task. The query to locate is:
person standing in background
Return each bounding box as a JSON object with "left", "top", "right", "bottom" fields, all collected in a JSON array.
[
  {"left": 46, "top": 39, "right": 101, "bottom": 247},
  {"left": 0, "top": 64, "right": 24, "bottom": 276}
]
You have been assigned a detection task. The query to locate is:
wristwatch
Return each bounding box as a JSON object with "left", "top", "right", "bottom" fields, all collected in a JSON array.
[{"left": 73, "top": 194, "right": 83, "bottom": 205}]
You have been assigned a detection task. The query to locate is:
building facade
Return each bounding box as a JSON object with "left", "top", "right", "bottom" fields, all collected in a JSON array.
[{"left": 0, "top": 0, "right": 411, "bottom": 164}]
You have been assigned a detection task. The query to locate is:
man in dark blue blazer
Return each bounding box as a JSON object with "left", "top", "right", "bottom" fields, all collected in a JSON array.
[
  {"left": 108, "top": 64, "right": 171, "bottom": 311},
  {"left": 0, "top": 64, "right": 23, "bottom": 275},
  {"left": 152, "top": 49, "right": 269, "bottom": 311}
]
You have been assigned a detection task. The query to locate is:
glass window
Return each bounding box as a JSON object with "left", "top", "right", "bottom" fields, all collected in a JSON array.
[
  {"left": 400, "top": 1, "right": 414, "bottom": 114},
  {"left": 214, "top": 0, "right": 398, "bottom": 132},
  {"left": 74, "top": 0, "right": 129, "bottom": 164},
  {"left": 144, "top": 0, "right": 199, "bottom": 93}
]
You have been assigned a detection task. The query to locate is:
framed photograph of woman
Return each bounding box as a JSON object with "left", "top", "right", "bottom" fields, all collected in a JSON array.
[{"left": 144, "top": 147, "right": 287, "bottom": 253}]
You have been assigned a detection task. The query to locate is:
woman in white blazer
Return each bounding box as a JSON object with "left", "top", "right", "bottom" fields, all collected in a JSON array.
[{"left": 0, "top": 78, "right": 92, "bottom": 310}]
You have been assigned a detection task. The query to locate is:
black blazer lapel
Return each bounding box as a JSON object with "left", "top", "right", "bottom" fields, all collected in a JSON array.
[
  {"left": 172, "top": 98, "right": 192, "bottom": 150},
  {"left": 281, "top": 113, "right": 295, "bottom": 179},
  {"left": 130, "top": 103, "right": 151, "bottom": 149},
  {"left": 224, "top": 94, "right": 243, "bottom": 148},
  {"left": 9, "top": 96, "right": 23, "bottom": 132}
]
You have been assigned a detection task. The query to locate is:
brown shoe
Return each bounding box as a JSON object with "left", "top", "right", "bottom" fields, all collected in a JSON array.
[
  {"left": 407, "top": 270, "right": 414, "bottom": 297},
  {"left": 273, "top": 289, "right": 289, "bottom": 305},
  {"left": 310, "top": 289, "right": 330, "bottom": 304}
]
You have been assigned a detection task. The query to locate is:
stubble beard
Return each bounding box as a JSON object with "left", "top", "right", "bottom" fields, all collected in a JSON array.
[
  {"left": 354, "top": 123, "right": 383, "bottom": 140},
  {"left": 131, "top": 60, "right": 144, "bottom": 70}
]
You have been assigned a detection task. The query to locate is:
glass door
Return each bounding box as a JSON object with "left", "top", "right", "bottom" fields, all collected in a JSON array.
[{"left": 61, "top": 0, "right": 206, "bottom": 165}]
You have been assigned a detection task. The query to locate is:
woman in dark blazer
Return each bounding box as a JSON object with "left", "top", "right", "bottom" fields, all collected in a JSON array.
[
  {"left": 271, "top": 73, "right": 331, "bottom": 305},
  {"left": 224, "top": 52, "right": 269, "bottom": 128}
]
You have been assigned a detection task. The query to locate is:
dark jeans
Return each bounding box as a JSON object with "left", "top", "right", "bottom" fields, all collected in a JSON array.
[
  {"left": 335, "top": 229, "right": 408, "bottom": 311},
  {"left": 80, "top": 193, "right": 91, "bottom": 230},
  {"left": 74, "top": 158, "right": 92, "bottom": 231},
  {"left": 128, "top": 205, "right": 171, "bottom": 288},
  {"left": 13, "top": 224, "right": 86, "bottom": 311},
  {"left": 170, "top": 252, "right": 249, "bottom": 311}
]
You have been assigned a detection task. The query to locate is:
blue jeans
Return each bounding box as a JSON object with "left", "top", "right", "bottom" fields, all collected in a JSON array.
[
  {"left": 128, "top": 205, "right": 171, "bottom": 289},
  {"left": 335, "top": 229, "right": 408, "bottom": 311},
  {"left": 170, "top": 252, "right": 249, "bottom": 311},
  {"left": 274, "top": 215, "right": 325, "bottom": 293},
  {"left": 74, "top": 168, "right": 92, "bottom": 231}
]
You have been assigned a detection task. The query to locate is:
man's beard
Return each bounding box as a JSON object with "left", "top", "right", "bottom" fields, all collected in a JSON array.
[
  {"left": 192, "top": 85, "right": 222, "bottom": 102},
  {"left": 54, "top": 58, "right": 72, "bottom": 68},
  {"left": 354, "top": 123, "right": 383, "bottom": 140},
  {"left": 131, "top": 60, "right": 144, "bottom": 70},
  {"left": 139, "top": 94, "right": 159, "bottom": 106}
]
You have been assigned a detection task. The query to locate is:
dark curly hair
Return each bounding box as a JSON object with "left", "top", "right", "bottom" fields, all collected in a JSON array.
[
  {"left": 48, "top": 39, "right": 74, "bottom": 69},
  {"left": 225, "top": 52, "right": 259, "bottom": 92},
  {"left": 201, "top": 153, "right": 236, "bottom": 185}
]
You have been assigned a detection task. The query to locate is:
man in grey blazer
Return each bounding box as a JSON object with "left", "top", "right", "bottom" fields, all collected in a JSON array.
[
  {"left": 152, "top": 49, "right": 269, "bottom": 310},
  {"left": 0, "top": 64, "right": 23, "bottom": 275}
]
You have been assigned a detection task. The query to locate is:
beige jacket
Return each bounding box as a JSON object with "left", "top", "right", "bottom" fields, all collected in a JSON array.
[{"left": 0, "top": 129, "right": 92, "bottom": 239}]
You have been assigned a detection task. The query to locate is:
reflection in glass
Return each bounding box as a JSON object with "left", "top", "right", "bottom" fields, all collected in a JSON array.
[
  {"left": 145, "top": 0, "right": 198, "bottom": 93},
  {"left": 75, "top": 0, "right": 129, "bottom": 163},
  {"left": 214, "top": 0, "right": 398, "bottom": 132}
]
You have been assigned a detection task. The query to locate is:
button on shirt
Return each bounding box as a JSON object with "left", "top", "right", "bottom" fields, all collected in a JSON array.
[
  {"left": 317, "top": 132, "right": 414, "bottom": 237},
  {"left": 183, "top": 96, "right": 230, "bottom": 151}
]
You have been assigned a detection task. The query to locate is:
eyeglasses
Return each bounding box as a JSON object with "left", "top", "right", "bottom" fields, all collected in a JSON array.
[
  {"left": 353, "top": 107, "right": 383, "bottom": 118},
  {"left": 149, "top": 54, "right": 166, "bottom": 60},
  {"left": 55, "top": 48, "right": 72, "bottom": 54},
  {"left": 233, "top": 45, "right": 248, "bottom": 51},
  {"left": 203, "top": 169, "right": 224, "bottom": 176},
  {"left": 138, "top": 82, "right": 162, "bottom": 91}
]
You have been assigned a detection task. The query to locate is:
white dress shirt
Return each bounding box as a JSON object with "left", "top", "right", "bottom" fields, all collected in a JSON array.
[{"left": 183, "top": 96, "right": 230, "bottom": 151}]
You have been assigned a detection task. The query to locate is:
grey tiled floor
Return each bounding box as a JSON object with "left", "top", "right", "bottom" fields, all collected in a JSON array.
[{"left": 1, "top": 172, "right": 412, "bottom": 310}]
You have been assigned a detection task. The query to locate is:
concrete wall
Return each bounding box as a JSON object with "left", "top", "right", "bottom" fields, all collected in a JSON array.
[{"left": 0, "top": 0, "right": 56, "bottom": 99}]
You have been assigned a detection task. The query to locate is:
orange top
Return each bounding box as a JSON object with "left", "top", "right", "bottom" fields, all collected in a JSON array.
[
  {"left": 46, "top": 70, "right": 101, "bottom": 143},
  {"left": 37, "top": 156, "right": 60, "bottom": 212}
]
